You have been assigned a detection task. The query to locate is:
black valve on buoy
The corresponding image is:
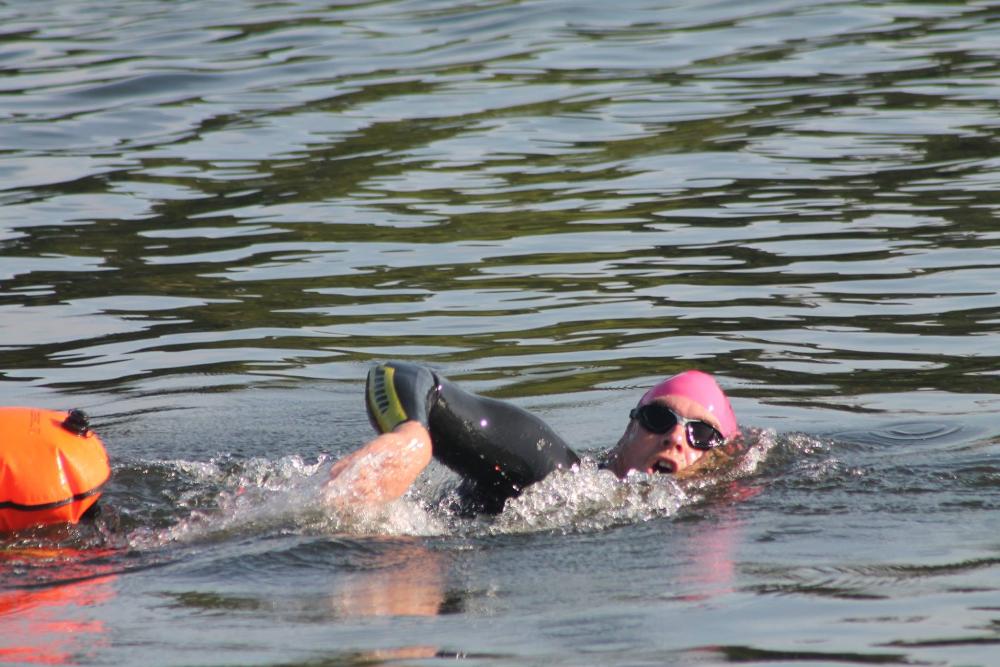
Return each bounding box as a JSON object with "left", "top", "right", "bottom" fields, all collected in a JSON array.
[{"left": 62, "top": 408, "right": 91, "bottom": 436}]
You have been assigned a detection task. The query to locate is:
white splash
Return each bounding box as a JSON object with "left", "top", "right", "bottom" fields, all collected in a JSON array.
[
  {"left": 127, "top": 430, "right": 778, "bottom": 547},
  {"left": 493, "top": 459, "right": 691, "bottom": 534}
]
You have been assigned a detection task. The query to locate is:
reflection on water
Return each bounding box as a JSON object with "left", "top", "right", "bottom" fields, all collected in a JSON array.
[
  {"left": 1, "top": 0, "right": 999, "bottom": 665},
  {"left": 0, "top": 577, "right": 114, "bottom": 665},
  {"left": 1, "top": 0, "right": 997, "bottom": 408},
  {"left": 327, "top": 541, "right": 447, "bottom": 618},
  {"left": 0, "top": 545, "right": 116, "bottom": 665}
]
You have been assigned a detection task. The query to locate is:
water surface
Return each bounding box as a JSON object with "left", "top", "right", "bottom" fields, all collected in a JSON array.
[{"left": 1, "top": 1, "right": 999, "bottom": 665}]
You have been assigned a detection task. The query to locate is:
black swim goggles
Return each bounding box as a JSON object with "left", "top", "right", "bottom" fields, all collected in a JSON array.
[{"left": 629, "top": 403, "right": 725, "bottom": 450}]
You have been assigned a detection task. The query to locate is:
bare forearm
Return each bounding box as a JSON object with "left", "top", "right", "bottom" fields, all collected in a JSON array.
[{"left": 324, "top": 420, "right": 432, "bottom": 508}]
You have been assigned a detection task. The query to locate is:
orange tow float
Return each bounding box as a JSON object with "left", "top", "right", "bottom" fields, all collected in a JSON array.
[{"left": 0, "top": 407, "right": 110, "bottom": 533}]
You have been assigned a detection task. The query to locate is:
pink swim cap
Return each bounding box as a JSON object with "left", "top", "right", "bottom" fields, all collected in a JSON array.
[{"left": 638, "top": 370, "right": 739, "bottom": 439}]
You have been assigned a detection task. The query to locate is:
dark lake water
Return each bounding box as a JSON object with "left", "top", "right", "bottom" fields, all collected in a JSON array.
[{"left": 1, "top": 0, "right": 999, "bottom": 665}]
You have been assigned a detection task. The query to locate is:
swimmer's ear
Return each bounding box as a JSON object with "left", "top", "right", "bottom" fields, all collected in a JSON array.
[
  {"left": 365, "top": 362, "right": 439, "bottom": 433},
  {"left": 676, "top": 447, "right": 729, "bottom": 479},
  {"left": 680, "top": 431, "right": 745, "bottom": 478}
]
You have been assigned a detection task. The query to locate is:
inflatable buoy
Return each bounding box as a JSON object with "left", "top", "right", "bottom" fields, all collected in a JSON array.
[{"left": 0, "top": 407, "right": 110, "bottom": 532}]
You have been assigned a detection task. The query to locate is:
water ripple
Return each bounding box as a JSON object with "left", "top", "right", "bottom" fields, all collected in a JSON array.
[{"left": 2, "top": 3, "right": 1000, "bottom": 663}]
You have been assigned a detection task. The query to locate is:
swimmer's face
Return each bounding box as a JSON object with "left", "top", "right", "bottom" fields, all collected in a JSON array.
[{"left": 607, "top": 395, "right": 725, "bottom": 478}]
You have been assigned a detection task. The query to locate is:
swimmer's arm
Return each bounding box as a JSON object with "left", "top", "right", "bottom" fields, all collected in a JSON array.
[{"left": 324, "top": 420, "right": 432, "bottom": 508}]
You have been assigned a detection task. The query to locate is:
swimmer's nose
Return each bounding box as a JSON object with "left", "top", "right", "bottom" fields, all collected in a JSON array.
[{"left": 666, "top": 424, "right": 687, "bottom": 449}]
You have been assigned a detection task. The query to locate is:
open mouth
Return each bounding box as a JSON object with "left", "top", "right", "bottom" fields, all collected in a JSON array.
[{"left": 651, "top": 460, "right": 675, "bottom": 474}]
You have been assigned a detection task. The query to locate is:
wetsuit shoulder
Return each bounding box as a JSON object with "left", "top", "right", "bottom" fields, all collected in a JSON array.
[
  {"left": 364, "top": 361, "right": 580, "bottom": 513},
  {"left": 428, "top": 375, "right": 579, "bottom": 511}
]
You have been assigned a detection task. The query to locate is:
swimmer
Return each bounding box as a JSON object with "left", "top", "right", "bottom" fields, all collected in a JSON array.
[{"left": 325, "top": 362, "right": 740, "bottom": 513}]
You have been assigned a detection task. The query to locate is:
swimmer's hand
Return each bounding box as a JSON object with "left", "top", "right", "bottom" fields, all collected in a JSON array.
[
  {"left": 366, "top": 362, "right": 439, "bottom": 432},
  {"left": 324, "top": 421, "right": 432, "bottom": 509}
]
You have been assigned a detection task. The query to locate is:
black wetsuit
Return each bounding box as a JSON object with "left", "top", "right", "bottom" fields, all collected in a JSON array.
[{"left": 365, "top": 361, "right": 580, "bottom": 513}]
